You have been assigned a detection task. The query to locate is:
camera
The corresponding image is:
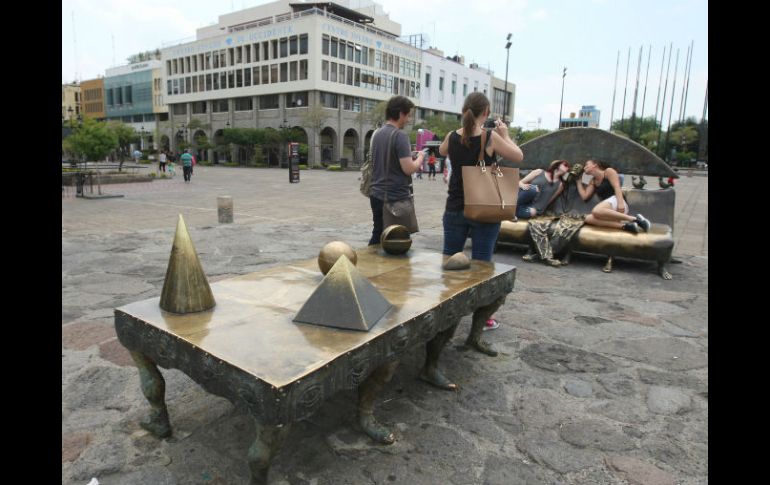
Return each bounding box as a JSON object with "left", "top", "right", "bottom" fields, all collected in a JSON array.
[{"left": 483, "top": 119, "right": 497, "bottom": 129}]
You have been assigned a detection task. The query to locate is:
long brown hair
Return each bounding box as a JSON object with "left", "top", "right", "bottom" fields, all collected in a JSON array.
[{"left": 461, "top": 92, "right": 490, "bottom": 147}]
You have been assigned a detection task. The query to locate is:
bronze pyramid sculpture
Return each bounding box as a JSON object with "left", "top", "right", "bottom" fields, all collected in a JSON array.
[
  {"left": 293, "top": 255, "right": 391, "bottom": 331},
  {"left": 159, "top": 214, "right": 216, "bottom": 314}
]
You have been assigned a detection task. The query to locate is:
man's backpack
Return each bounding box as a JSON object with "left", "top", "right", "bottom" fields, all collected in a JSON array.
[{"left": 359, "top": 149, "right": 374, "bottom": 197}]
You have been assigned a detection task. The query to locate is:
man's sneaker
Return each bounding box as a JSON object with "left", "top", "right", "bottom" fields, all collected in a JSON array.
[
  {"left": 622, "top": 221, "right": 640, "bottom": 234},
  {"left": 635, "top": 214, "right": 651, "bottom": 232},
  {"left": 483, "top": 318, "right": 500, "bottom": 331}
]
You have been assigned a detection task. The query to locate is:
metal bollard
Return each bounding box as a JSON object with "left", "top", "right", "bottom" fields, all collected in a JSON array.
[{"left": 217, "top": 196, "right": 233, "bottom": 223}]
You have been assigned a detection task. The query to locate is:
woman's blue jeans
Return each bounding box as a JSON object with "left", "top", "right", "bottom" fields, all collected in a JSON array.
[
  {"left": 516, "top": 186, "right": 539, "bottom": 219},
  {"left": 442, "top": 210, "right": 501, "bottom": 262}
]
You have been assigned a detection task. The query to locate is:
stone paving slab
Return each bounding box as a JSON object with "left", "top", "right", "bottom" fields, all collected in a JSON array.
[{"left": 62, "top": 167, "right": 707, "bottom": 484}]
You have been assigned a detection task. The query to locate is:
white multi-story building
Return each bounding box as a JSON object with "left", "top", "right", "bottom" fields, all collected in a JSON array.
[
  {"left": 162, "top": 0, "right": 423, "bottom": 165},
  {"left": 418, "top": 48, "right": 494, "bottom": 122},
  {"left": 160, "top": 0, "right": 516, "bottom": 165}
]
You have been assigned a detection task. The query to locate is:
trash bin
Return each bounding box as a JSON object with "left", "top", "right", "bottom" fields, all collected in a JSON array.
[{"left": 340, "top": 158, "right": 348, "bottom": 170}]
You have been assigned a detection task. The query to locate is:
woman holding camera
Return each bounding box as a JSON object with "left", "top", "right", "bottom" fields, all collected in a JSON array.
[{"left": 437, "top": 92, "right": 523, "bottom": 346}]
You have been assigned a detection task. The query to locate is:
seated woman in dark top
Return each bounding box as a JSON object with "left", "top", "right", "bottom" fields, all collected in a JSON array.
[
  {"left": 516, "top": 159, "right": 571, "bottom": 219},
  {"left": 576, "top": 159, "right": 651, "bottom": 233}
]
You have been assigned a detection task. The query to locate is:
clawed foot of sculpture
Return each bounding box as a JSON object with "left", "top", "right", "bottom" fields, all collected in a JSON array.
[
  {"left": 419, "top": 367, "right": 458, "bottom": 391},
  {"left": 602, "top": 257, "right": 614, "bottom": 273},
  {"left": 140, "top": 410, "right": 172, "bottom": 438},
  {"left": 359, "top": 414, "right": 395, "bottom": 444},
  {"left": 522, "top": 251, "right": 539, "bottom": 262},
  {"left": 659, "top": 264, "right": 673, "bottom": 280},
  {"left": 465, "top": 338, "right": 499, "bottom": 357}
]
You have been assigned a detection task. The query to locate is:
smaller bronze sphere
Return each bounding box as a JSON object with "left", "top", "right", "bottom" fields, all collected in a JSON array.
[
  {"left": 318, "top": 241, "right": 357, "bottom": 275},
  {"left": 381, "top": 225, "right": 412, "bottom": 255}
]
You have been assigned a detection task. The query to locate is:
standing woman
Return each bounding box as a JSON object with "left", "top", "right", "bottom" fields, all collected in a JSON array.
[
  {"left": 437, "top": 92, "right": 523, "bottom": 354},
  {"left": 576, "top": 159, "right": 651, "bottom": 233}
]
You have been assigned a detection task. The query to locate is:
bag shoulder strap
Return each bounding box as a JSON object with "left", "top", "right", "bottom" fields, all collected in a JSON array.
[{"left": 478, "top": 128, "right": 494, "bottom": 164}]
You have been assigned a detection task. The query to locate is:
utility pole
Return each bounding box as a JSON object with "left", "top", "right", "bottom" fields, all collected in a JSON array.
[{"left": 558, "top": 67, "right": 566, "bottom": 130}]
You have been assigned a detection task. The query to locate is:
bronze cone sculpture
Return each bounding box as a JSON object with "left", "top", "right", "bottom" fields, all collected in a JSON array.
[
  {"left": 159, "top": 214, "right": 216, "bottom": 313},
  {"left": 294, "top": 255, "right": 391, "bottom": 331}
]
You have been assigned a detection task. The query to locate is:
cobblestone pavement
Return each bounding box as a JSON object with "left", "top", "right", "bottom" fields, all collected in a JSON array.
[{"left": 62, "top": 167, "right": 707, "bottom": 485}]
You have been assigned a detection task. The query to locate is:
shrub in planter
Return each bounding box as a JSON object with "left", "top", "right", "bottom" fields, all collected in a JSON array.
[
  {"left": 327, "top": 165, "right": 343, "bottom": 171},
  {"left": 299, "top": 164, "right": 307, "bottom": 170}
]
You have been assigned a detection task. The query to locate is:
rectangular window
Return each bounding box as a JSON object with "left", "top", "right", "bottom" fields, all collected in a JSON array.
[
  {"left": 236, "top": 69, "right": 243, "bottom": 87},
  {"left": 290, "top": 61, "right": 298, "bottom": 81},
  {"left": 289, "top": 36, "right": 298, "bottom": 55},
  {"left": 199, "top": 75, "right": 205, "bottom": 92},
  {"left": 213, "top": 73, "right": 219, "bottom": 90},
  {"left": 330, "top": 37, "right": 338, "bottom": 57},
  {"left": 346, "top": 66, "right": 353, "bottom": 86},
  {"left": 463, "top": 82, "right": 468, "bottom": 96},
  {"left": 205, "top": 52, "right": 211, "bottom": 70},
  {"left": 347, "top": 43, "right": 353, "bottom": 61},
  {"left": 124, "top": 86, "right": 132, "bottom": 104},
  {"left": 299, "top": 59, "right": 308, "bottom": 80},
  {"left": 253, "top": 43, "right": 259, "bottom": 62},
  {"left": 228, "top": 47, "right": 234, "bottom": 66},
  {"left": 234, "top": 97, "right": 253, "bottom": 111},
  {"left": 206, "top": 74, "right": 212, "bottom": 90},
  {"left": 451, "top": 79, "right": 456, "bottom": 94},
  {"left": 322, "top": 34, "right": 329, "bottom": 55},
  {"left": 299, "top": 34, "right": 308, "bottom": 54},
  {"left": 361, "top": 47, "right": 368, "bottom": 66},
  {"left": 280, "top": 38, "right": 288, "bottom": 57},
  {"left": 261, "top": 65, "right": 269, "bottom": 84},
  {"left": 244, "top": 68, "right": 251, "bottom": 86},
  {"left": 172, "top": 104, "right": 186, "bottom": 115},
  {"left": 354, "top": 67, "right": 361, "bottom": 87},
  {"left": 286, "top": 91, "right": 308, "bottom": 108},
  {"left": 425, "top": 72, "right": 431, "bottom": 88},
  {"left": 192, "top": 101, "right": 207, "bottom": 114},
  {"left": 330, "top": 62, "right": 337, "bottom": 82},
  {"left": 270, "top": 64, "right": 278, "bottom": 83},
  {"left": 220, "top": 72, "right": 227, "bottom": 89},
  {"left": 439, "top": 76, "right": 444, "bottom": 91},
  {"left": 320, "top": 91, "right": 338, "bottom": 108},
  {"left": 220, "top": 50, "right": 227, "bottom": 67},
  {"left": 354, "top": 45, "right": 361, "bottom": 64},
  {"left": 192, "top": 55, "right": 197, "bottom": 72},
  {"left": 339, "top": 40, "right": 347, "bottom": 60},
  {"left": 259, "top": 94, "right": 279, "bottom": 110},
  {"left": 173, "top": 59, "right": 178, "bottom": 74},
  {"left": 107, "top": 88, "right": 114, "bottom": 106},
  {"left": 228, "top": 70, "right": 234, "bottom": 89},
  {"left": 166, "top": 60, "right": 172, "bottom": 76},
  {"left": 178, "top": 78, "right": 184, "bottom": 94},
  {"left": 236, "top": 46, "right": 242, "bottom": 63},
  {"left": 253, "top": 67, "right": 260, "bottom": 85},
  {"left": 262, "top": 41, "right": 269, "bottom": 60},
  {"left": 186, "top": 57, "right": 191, "bottom": 73},
  {"left": 213, "top": 52, "right": 219, "bottom": 69},
  {"left": 212, "top": 99, "right": 228, "bottom": 113},
  {"left": 280, "top": 62, "right": 288, "bottom": 82},
  {"left": 185, "top": 77, "right": 192, "bottom": 93},
  {"left": 192, "top": 76, "right": 198, "bottom": 92},
  {"left": 271, "top": 39, "right": 278, "bottom": 59},
  {"left": 245, "top": 44, "right": 251, "bottom": 63}
]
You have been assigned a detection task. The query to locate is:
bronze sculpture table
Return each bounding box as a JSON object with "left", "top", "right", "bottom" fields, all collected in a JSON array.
[{"left": 115, "top": 247, "right": 516, "bottom": 484}]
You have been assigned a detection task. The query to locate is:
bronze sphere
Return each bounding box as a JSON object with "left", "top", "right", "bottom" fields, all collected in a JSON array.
[
  {"left": 381, "top": 225, "right": 412, "bottom": 255},
  {"left": 318, "top": 241, "right": 358, "bottom": 275}
]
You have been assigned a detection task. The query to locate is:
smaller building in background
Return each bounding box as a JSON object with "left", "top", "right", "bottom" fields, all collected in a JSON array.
[
  {"left": 559, "top": 105, "right": 600, "bottom": 129},
  {"left": 80, "top": 78, "right": 105, "bottom": 120},
  {"left": 62, "top": 83, "right": 81, "bottom": 121}
]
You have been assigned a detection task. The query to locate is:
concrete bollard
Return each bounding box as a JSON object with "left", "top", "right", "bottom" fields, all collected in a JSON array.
[{"left": 217, "top": 196, "right": 233, "bottom": 223}]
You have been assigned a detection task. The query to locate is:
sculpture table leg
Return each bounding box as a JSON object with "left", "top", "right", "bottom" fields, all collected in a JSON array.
[
  {"left": 420, "top": 320, "right": 460, "bottom": 391},
  {"left": 658, "top": 260, "right": 673, "bottom": 280},
  {"left": 130, "top": 351, "right": 172, "bottom": 438},
  {"left": 248, "top": 422, "right": 291, "bottom": 485},
  {"left": 358, "top": 360, "right": 399, "bottom": 444},
  {"left": 602, "top": 256, "right": 614, "bottom": 273},
  {"left": 465, "top": 295, "right": 507, "bottom": 357}
]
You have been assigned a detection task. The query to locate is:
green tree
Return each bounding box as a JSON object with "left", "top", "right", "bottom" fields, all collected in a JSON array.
[
  {"left": 223, "top": 128, "right": 265, "bottom": 165},
  {"left": 355, "top": 100, "right": 387, "bottom": 128},
  {"left": 611, "top": 116, "right": 660, "bottom": 144},
  {"left": 302, "top": 105, "right": 331, "bottom": 167},
  {"left": 106, "top": 121, "right": 139, "bottom": 172},
  {"left": 416, "top": 115, "right": 460, "bottom": 140},
  {"left": 62, "top": 118, "right": 118, "bottom": 164}
]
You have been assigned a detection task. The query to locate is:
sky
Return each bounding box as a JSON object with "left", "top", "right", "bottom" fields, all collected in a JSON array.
[{"left": 62, "top": 0, "right": 707, "bottom": 131}]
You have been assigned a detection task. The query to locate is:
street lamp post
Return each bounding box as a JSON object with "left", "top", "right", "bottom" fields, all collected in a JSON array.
[
  {"left": 279, "top": 118, "right": 291, "bottom": 167},
  {"left": 558, "top": 67, "right": 567, "bottom": 130},
  {"left": 503, "top": 33, "right": 512, "bottom": 125},
  {"left": 680, "top": 134, "right": 687, "bottom": 166}
]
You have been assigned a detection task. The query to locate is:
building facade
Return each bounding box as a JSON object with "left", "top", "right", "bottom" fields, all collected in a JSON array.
[
  {"left": 80, "top": 78, "right": 105, "bottom": 120},
  {"left": 62, "top": 83, "right": 81, "bottom": 121},
  {"left": 104, "top": 60, "right": 168, "bottom": 150},
  {"left": 559, "top": 104, "right": 600, "bottom": 129},
  {"left": 161, "top": 0, "right": 423, "bottom": 165}
]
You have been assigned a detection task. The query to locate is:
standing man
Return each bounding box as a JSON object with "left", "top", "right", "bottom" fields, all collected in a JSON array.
[
  {"left": 180, "top": 149, "right": 194, "bottom": 182},
  {"left": 368, "top": 95, "right": 424, "bottom": 245},
  {"left": 158, "top": 151, "right": 167, "bottom": 173}
]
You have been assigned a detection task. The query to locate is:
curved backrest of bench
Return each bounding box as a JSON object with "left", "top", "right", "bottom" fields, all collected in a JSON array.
[{"left": 504, "top": 127, "right": 678, "bottom": 178}]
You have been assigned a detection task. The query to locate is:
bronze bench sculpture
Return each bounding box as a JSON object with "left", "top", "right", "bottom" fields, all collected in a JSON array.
[
  {"left": 496, "top": 128, "right": 679, "bottom": 279},
  {"left": 116, "top": 233, "right": 515, "bottom": 484}
]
